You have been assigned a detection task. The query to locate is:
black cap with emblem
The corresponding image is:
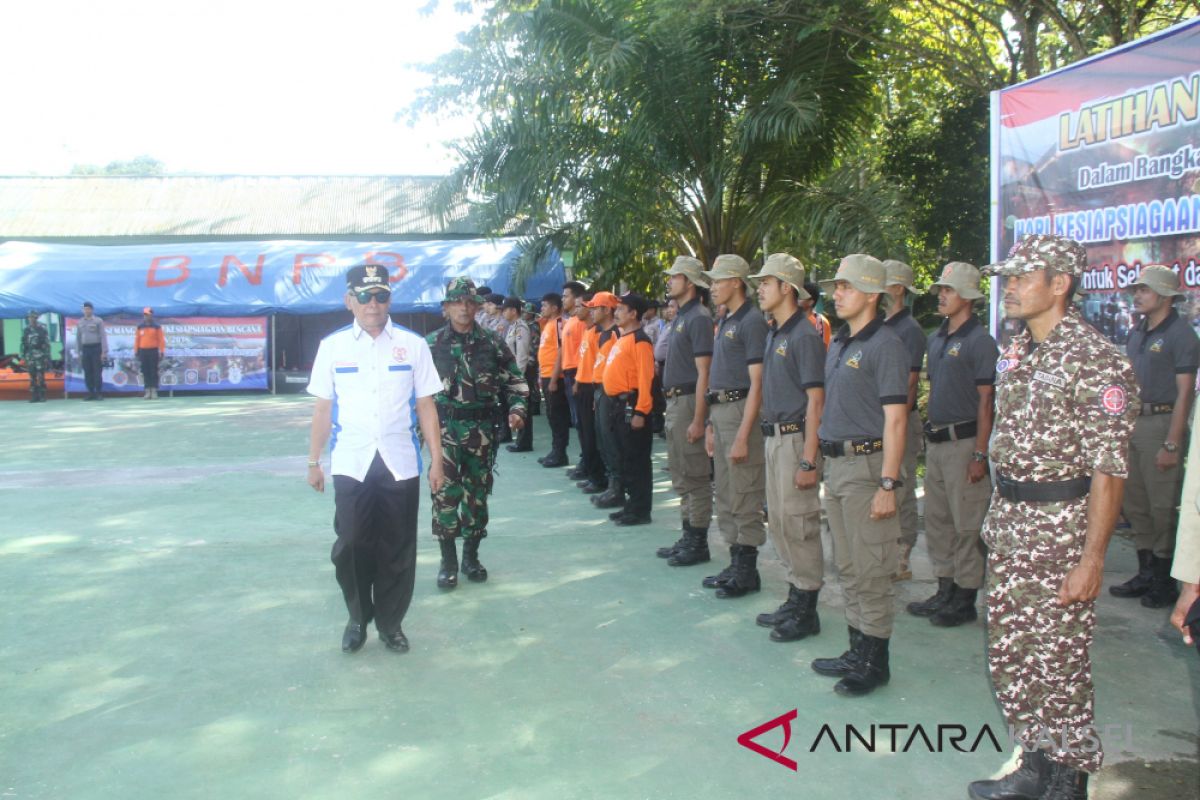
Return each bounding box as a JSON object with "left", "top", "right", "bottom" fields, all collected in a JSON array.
[{"left": 346, "top": 264, "right": 389, "bottom": 292}]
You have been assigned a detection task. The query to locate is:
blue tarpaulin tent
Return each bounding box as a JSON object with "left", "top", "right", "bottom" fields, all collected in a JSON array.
[{"left": 0, "top": 238, "right": 565, "bottom": 316}]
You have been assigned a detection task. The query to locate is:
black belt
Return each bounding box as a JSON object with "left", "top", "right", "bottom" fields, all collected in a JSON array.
[
  {"left": 1141, "top": 402, "right": 1174, "bottom": 415},
  {"left": 761, "top": 419, "right": 805, "bottom": 437},
  {"left": 924, "top": 420, "right": 978, "bottom": 443},
  {"left": 995, "top": 474, "right": 1091, "bottom": 503},
  {"left": 437, "top": 405, "right": 494, "bottom": 421},
  {"left": 665, "top": 383, "right": 696, "bottom": 398},
  {"left": 706, "top": 388, "right": 749, "bottom": 404},
  {"left": 819, "top": 438, "right": 884, "bottom": 457}
]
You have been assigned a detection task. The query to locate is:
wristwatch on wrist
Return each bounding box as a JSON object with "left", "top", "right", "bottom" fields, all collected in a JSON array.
[
  {"left": 1163, "top": 441, "right": 1179, "bottom": 453},
  {"left": 972, "top": 450, "right": 988, "bottom": 463},
  {"left": 307, "top": 459, "right": 321, "bottom": 468},
  {"left": 879, "top": 476, "right": 903, "bottom": 491},
  {"left": 797, "top": 459, "right": 817, "bottom": 472}
]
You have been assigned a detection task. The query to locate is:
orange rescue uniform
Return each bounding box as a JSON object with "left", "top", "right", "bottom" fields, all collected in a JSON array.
[
  {"left": 560, "top": 316, "right": 585, "bottom": 371},
  {"left": 136, "top": 323, "right": 166, "bottom": 353},
  {"left": 538, "top": 316, "right": 562, "bottom": 379},
  {"left": 602, "top": 328, "right": 655, "bottom": 417}
]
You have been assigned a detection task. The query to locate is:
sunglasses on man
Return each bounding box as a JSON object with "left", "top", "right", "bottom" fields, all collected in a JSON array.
[{"left": 354, "top": 289, "right": 392, "bottom": 304}]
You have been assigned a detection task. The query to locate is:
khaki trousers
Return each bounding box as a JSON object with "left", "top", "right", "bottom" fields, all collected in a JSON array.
[
  {"left": 1124, "top": 413, "right": 1185, "bottom": 558},
  {"left": 923, "top": 436, "right": 990, "bottom": 588},
  {"left": 824, "top": 450, "right": 899, "bottom": 638},
  {"left": 898, "top": 408, "right": 922, "bottom": 547},
  {"left": 710, "top": 399, "right": 766, "bottom": 547},
  {"left": 665, "top": 393, "right": 713, "bottom": 529},
  {"left": 764, "top": 430, "right": 824, "bottom": 590}
]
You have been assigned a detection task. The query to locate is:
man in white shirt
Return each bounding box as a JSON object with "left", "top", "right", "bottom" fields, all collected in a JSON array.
[{"left": 306, "top": 264, "right": 445, "bottom": 655}]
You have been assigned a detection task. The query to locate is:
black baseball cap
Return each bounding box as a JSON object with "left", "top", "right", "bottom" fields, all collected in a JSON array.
[
  {"left": 502, "top": 296, "right": 523, "bottom": 311},
  {"left": 346, "top": 264, "right": 389, "bottom": 293}
]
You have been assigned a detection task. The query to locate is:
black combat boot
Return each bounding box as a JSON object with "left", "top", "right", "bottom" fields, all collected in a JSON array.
[
  {"left": 906, "top": 576, "right": 955, "bottom": 617},
  {"left": 812, "top": 626, "right": 864, "bottom": 677},
  {"left": 757, "top": 585, "right": 802, "bottom": 627},
  {"left": 667, "top": 527, "right": 711, "bottom": 567},
  {"left": 1110, "top": 548, "right": 1154, "bottom": 598},
  {"left": 715, "top": 545, "right": 760, "bottom": 598},
  {"left": 1140, "top": 555, "right": 1179, "bottom": 608},
  {"left": 656, "top": 523, "right": 690, "bottom": 558},
  {"left": 1038, "top": 761, "right": 1088, "bottom": 800},
  {"left": 967, "top": 749, "right": 1051, "bottom": 800},
  {"left": 461, "top": 538, "right": 488, "bottom": 582},
  {"left": 591, "top": 480, "right": 624, "bottom": 509},
  {"left": 436, "top": 538, "right": 459, "bottom": 590},
  {"left": 771, "top": 589, "right": 821, "bottom": 642},
  {"left": 833, "top": 634, "right": 889, "bottom": 696},
  {"left": 930, "top": 585, "right": 979, "bottom": 627},
  {"left": 702, "top": 547, "right": 737, "bottom": 589}
]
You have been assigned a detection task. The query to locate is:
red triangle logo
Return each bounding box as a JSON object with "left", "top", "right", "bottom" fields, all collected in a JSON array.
[{"left": 737, "top": 709, "right": 798, "bottom": 771}]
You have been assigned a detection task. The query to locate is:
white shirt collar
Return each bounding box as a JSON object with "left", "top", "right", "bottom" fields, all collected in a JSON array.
[{"left": 351, "top": 319, "right": 394, "bottom": 341}]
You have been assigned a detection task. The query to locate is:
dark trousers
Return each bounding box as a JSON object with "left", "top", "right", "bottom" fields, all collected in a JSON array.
[
  {"left": 540, "top": 377, "right": 571, "bottom": 457},
  {"left": 82, "top": 343, "right": 103, "bottom": 395},
  {"left": 563, "top": 368, "right": 579, "bottom": 430},
  {"left": 331, "top": 453, "right": 420, "bottom": 634},
  {"left": 575, "top": 382, "right": 603, "bottom": 484},
  {"left": 595, "top": 391, "right": 621, "bottom": 484},
  {"left": 612, "top": 399, "right": 653, "bottom": 517},
  {"left": 138, "top": 349, "right": 160, "bottom": 390}
]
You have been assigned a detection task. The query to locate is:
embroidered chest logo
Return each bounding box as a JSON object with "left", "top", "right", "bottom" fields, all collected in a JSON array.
[
  {"left": 1032, "top": 370, "right": 1066, "bottom": 389},
  {"left": 845, "top": 349, "right": 863, "bottom": 369},
  {"left": 1150, "top": 338, "right": 1164, "bottom": 353},
  {"left": 947, "top": 341, "right": 963, "bottom": 357},
  {"left": 724, "top": 325, "right": 737, "bottom": 339},
  {"left": 675, "top": 322, "right": 684, "bottom": 333},
  {"left": 392, "top": 347, "right": 408, "bottom": 363},
  {"left": 1100, "top": 384, "right": 1128, "bottom": 416},
  {"left": 995, "top": 345, "right": 1023, "bottom": 375},
  {"left": 775, "top": 339, "right": 788, "bottom": 357}
]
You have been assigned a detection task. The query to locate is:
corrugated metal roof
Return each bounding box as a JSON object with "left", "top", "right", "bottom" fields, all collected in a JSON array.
[{"left": 0, "top": 175, "right": 479, "bottom": 238}]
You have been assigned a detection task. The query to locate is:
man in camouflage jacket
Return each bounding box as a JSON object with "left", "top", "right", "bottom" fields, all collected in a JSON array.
[
  {"left": 21, "top": 310, "right": 51, "bottom": 403},
  {"left": 968, "top": 235, "right": 1138, "bottom": 800},
  {"left": 427, "top": 278, "right": 529, "bottom": 590}
]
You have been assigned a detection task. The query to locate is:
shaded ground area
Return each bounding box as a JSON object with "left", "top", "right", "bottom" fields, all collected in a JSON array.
[{"left": 1, "top": 396, "right": 1196, "bottom": 799}]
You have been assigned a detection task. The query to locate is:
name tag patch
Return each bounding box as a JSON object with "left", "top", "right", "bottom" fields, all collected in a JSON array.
[{"left": 1033, "top": 370, "right": 1066, "bottom": 388}]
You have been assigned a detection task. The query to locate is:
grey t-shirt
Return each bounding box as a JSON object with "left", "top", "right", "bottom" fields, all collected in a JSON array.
[
  {"left": 663, "top": 298, "right": 714, "bottom": 389},
  {"left": 1126, "top": 309, "right": 1200, "bottom": 404},
  {"left": 926, "top": 317, "right": 998, "bottom": 426},
  {"left": 710, "top": 300, "right": 768, "bottom": 391},
  {"left": 819, "top": 316, "right": 910, "bottom": 441},
  {"left": 761, "top": 311, "right": 825, "bottom": 423},
  {"left": 884, "top": 307, "right": 926, "bottom": 396}
]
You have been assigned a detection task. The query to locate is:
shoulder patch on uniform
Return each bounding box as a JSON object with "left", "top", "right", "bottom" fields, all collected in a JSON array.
[{"left": 1100, "top": 384, "right": 1128, "bottom": 416}]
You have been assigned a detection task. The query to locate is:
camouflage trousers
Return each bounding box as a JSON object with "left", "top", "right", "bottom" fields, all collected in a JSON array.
[
  {"left": 982, "top": 494, "right": 1101, "bottom": 773},
  {"left": 431, "top": 418, "right": 495, "bottom": 542},
  {"left": 26, "top": 360, "right": 47, "bottom": 392}
]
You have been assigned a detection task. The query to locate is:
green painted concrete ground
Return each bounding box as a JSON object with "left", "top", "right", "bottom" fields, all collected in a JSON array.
[{"left": 1, "top": 395, "right": 1196, "bottom": 800}]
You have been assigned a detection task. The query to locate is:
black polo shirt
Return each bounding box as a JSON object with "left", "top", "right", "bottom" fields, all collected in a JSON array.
[
  {"left": 663, "top": 298, "right": 714, "bottom": 390},
  {"left": 926, "top": 317, "right": 999, "bottom": 426},
  {"left": 710, "top": 300, "right": 768, "bottom": 392},
  {"left": 761, "top": 310, "right": 826, "bottom": 423},
  {"left": 820, "top": 315, "right": 910, "bottom": 441},
  {"left": 1126, "top": 309, "right": 1200, "bottom": 404}
]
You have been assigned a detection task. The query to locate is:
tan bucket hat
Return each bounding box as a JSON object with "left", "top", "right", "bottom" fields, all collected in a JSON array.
[
  {"left": 883, "top": 260, "right": 921, "bottom": 295},
  {"left": 929, "top": 261, "right": 985, "bottom": 300},
  {"left": 703, "top": 253, "right": 756, "bottom": 287},
  {"left": 1129, "top": 264, "right": 1185, "bottom": 298},
  {"left": 749, "top": 253, "right": 810, "bottom": 301},
  {"left": 665, "top": 255, "right": 711, "bottom": 288},
  {"left": 818, "top": 254, "right": 887, "bottom": 295}
]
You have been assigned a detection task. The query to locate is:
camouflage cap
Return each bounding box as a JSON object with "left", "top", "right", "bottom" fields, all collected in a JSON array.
[
  {"left": 443, "top": 276, "right": 483, "bottom": 304},
  {"left": 984, "top": 234, "right": 1089, "bottom": 278},
  {"left": 703, "top": 253, "right": 756, "bottom": 287},
  {"left": 818, "top": 254, "right": 887, "bottom": 295},
  {"left": 929, "top": 261, "right": 985, "bottom": 300},
  {"left": 749, "top": 252, "right": 810, "bottom": 301},
  {"left": 1129, "top": 264, "right": 1185, "bottom": 298},
  {"left": 26, "top": 309, "right": 39, "bottom": 318},
  {"left": 522, "top": 300, "right": 538, "bottom": 315},
  {"left": 882, "top": 260, "right": 921, "bottom": 295},
  {"left": 665, "top": 255, "right": 711, "bottom": 288}
]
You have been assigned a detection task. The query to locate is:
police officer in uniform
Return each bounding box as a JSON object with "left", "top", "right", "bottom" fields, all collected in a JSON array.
[
  {"left": 1110, "top": 265, "right": 1198, "bottom": 609},
  {"left": 701, "top": 254, "right": 769, "bottom": 597},
  {"left": 306, "top": 264, "right": 446, "bottom": 654},
  {"left": 21, "top": 310, "right": 51, "bottom": 403},
  {"left": 906, "top": 262, "right": 997, "bottom": 627},
  {"left": 882, "top": 260, "right": 926, "bottom": 581},
  {"left": 749, "top": 254, "right": 827, "bottom": 642},
  {"left": 503, "top": 296, "right": 536, "bottom": 453},
  {"left": 658, "top": 257, "right": 715, "bottom": 565},
  {"left": 76, "top": 301, "right": 108, "bottom": 400},
  {"left": 968, "top": 235, "right": 1138, "bottom": 800},
  {"left": 809, "top": 255, "right": 910, "bottom": 697},
  {"left": 427, "top": 278, "right": 529, "bottom": 589}
]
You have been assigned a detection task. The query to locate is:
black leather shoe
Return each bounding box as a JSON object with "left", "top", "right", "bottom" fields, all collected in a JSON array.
[
  {"left": 541, "top": 454, "right": 568, "bottom": 468},
  {"left": 580, "top": 481, "right": 607, "bottom": 494},
  {"left": 811, "top": 627, "right": 863, "bottom": 676},
  {"left": 437, "top": 538, "right": 459, "bottom": 590},
  {"left": 1110, "top": 549, "right": 1153, "bottom": 597},
  {"left": 667, "top": 527, "right": 710, "bottom": 567},
  {"left": 537, "top": 454, "right": 549, "bottom": 464},
  {"left": 507, "top": 444, "right": 533, "bottom": 453},
  {"left": 592, "top": 489, "right": 624, "bottom": 509},
  {"left": 715, "top": 545, "right": 760, "bottom": 598},
  {"left": 461, "top": 538, "right": 488, "bottom": 582},
  {"left": 930, "top": 586, "right": 978, "bottom": 627},
  {"left": 757, "top": 585, "right": 803, "bottom": 627},
  {"left": 968, "top": 749, "right": 1050, "bottom": 800},
  {"left": 702, "top": 550, "right": 737, "bottom": 589},
  {"left": 380, "top": 629, "right": 410, "bottom": 653},
  {"left": 342, "top": 622, "right": 367, "bottom": 653},
  {"left": 614, "top": 513, "right": 651, "bottom": 526},
  {"left": 609, "top": 510, "right": 626, "bottom": 521},
  {"left": 566, "top": 466, "right": 587, "bottom": 480},
  {"left": 771, "top": 590, "right": 820, "bottom": 642},
  {"left": 833, "top": 634, "right": 889, "bottom": 696},
  {"left": 907, "top": 577, "right": 955, "bottom": 617}
]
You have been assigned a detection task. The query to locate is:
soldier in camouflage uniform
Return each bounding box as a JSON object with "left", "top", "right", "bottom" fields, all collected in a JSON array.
[
  {"left": 969, "top": 235, "right": 1138, "bottom": 800},
  {"left": 21, "top": 310, "right": 51, "bottom": 403},
  {"left": 427, "top": 278, "right": 529, "bottom": 589}
]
